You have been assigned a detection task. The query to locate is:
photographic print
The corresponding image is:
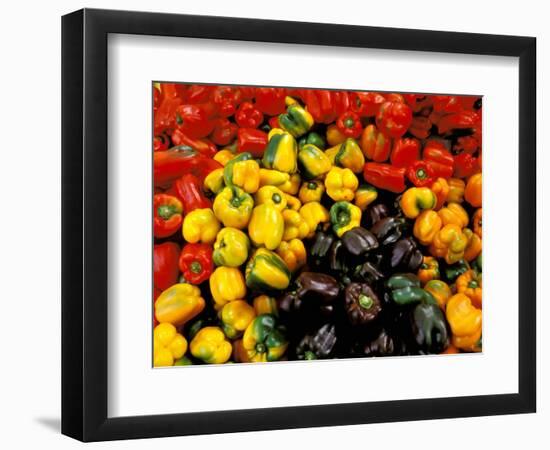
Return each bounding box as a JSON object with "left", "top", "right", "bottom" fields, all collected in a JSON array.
[{"left": 152, "top": 83, "right": 483, "bottom": 367}]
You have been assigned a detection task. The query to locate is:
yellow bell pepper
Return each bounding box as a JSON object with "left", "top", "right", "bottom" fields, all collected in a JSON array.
[
  {"left": 276, "top": 239, "right": 307, "bottom": 272},
  {"left": 456, "top": 270, "right": 482, "bottom": 308},
  {"left": 213, "top": 227, "right": 250, "bottom": 267},
  {"left": 413, "top": 210, "right": 442, "bottom": 245},
  {"left": 254, "top": 186, "right": 287, "bottom": 211},
  {"left": 447, "top": 177, "right": 465, "bottom": 203},
  {"left": 330, "top": 201, "right": 362, "bottom": 237},
  {"left": 400, "top": 187, "right": 437, "bottom": 219},
  {"left": 155, "top": 283, "right": 205, "bottom": 326},
  {"left": 298, "top": 144, "right": 332, "bottom": 180},
  {"left": 473, "top": 208, "right": 482, "bottom": 238},
  {"left": 282, "top": 209, "right": 310, "bottom": 241},
  {"left": 326, "top": 123, "right": 347, "bottom": 146},
  {"left": 213, "top": 186, "right": 254, "bottom": 229},
  {"left": 259, "top": 168, "right": 290, "bottom": 187},
  {"left": 278, "top": 173, "right": 301, "bottom": 195},
  {"left": 153, "top": 323, "right": 188, "bottom": 367},
  {"left": 417, "top": 256, "right": 440, "bottom": 284},
  {"left": 248, "top": 204, "right": 284, "bottom": 250},
  {"left": 463, "top": 228, "right": 482, "bottom": 262},
  {"left": 354, "top": 184, "right": 378, "bottom": 211},
  {"left": 284, "top": 193, "right": 302, "bottom": 211},
  {"left": 220, "top": 300, "right": 256, "bottom": 339},
  {"left": 438, "top": 202, "right": 469, "bottom": 228},
  {"left": 324, "top": 166, "right": 359, "bottom": 202},
  {"left": 262, "top": 128, "right": 298, "bottom": 173},
  {"left": 299, "top": 201, "right": 330, "bottom": 238},
  {"left": 190, "top": 326, "right": 232, "bottom": 364},
  {"left": 424, "top": 280, "right": 452, "bottom": 311},
  {"left": 325, "top": 138, "right": 365, "bottom": 174},
  {"left": 230, "top": 159, "right": 260, "bottom": 194},
  {"left": 278, "top": 102, "right": 314, "bottom": 137},
  {"left": 245, "top": 248, "right": 291, "bottom": 291},
  {"left": 209, "top": 266, "right": 247, "bottom": 309},
  {"left": 429, "top": 224, "right": 469, "bottom": 264},
  {"left": 203, "top": 168, "right": 225, "bottom": 194},
  {"left": 253, "top": 295, "right": 278, "bottom": 316},
  {"left": 446, "top": 293, "right": 482, "bottom": 352},
  {"left": 299, "top": 180, "right": 325, "bottom": 204},
  {"left": 430, "top": 177, "right": 449, "bottom": 210},
  {"left": 182, "top": 208, "right": 220, "bottom": 244},
  {"left": 465, "top": 173, "right": 482, "bottom": 207},
  {"left": 213, "top": 149, "right": 236, "bottom": 166}
]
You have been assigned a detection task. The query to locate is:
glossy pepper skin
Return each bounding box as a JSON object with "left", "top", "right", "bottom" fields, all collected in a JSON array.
[
  {"left": 431, "top": 177, "right": 450, "bottom": 210},
  {"left": 299, "top": 202, "right": 330, "bottom": 238},
  {"left": 407, "top": 161, "right": 435, "bottom": 187},
  {"left": 153, "top": 242, "right": 181, "bottom": 291},
  {"left": 424, "top": 279, "right": 452, "bottom": 310},
  {"left": 327, "top": 138, "right": 365, "bottom": 174},
  {"left": 371, "top": 216, "right": 407, "bottom": 246},
  {"left": 170, "top": 129, "right": 218, "bottom": 158},
  {"left": 411, "top": 302, "right": 450, "bottom": 354},
  {"left": 438, "top": 202, "right": 469, "bottom": 228},
  {"left": 223, "top": 152, "right": 253, "bottom": 186},
  {"left": 282, "top": 209, "right": 310, "bottom": 241},
  {"left": 447, "top": 177, "right": 466, "bottom": 203},
  {"left": 254, "top": 186, "right": 287, "bottom": 211},
  {"left": 354, "top": 184, "right": 378, "bottom": 211},
  {"left": 375, "top": 101, "right": 413, "bottom": 139},
  {"left": 298, "top": 131, "right": 326, "bottom": 150},
  {"left": 213, "top": 186, "right": 254, "bottom": 229},
  {"left": 182, "top": 208, "right": 221, "bottom": 244},
  {"left": 154, "top": 323, "right": 188, "bottom": 367},
  {"left": 446, "top": 293, "right": 482, "bottom": 352},
  {"left": 295, "top": 323, "right": 337, "bottom": 360},
  {"left": 231, "top": 159, "right": 260, "bottom": 194},
  {"left": 153, "top": 194, "right": 184, "bottom": 238},
  {"left": 210, "top": 118, "right": 237, "bottom": 146},
  {"left": 341, "top": 227, "right": 378, "bottom": 256},
  {"left": 330, "top": 201, "right": 362, "bottom": 237},
  {"left": 190, "top": 326, "right": 232, "bottom": 364},
  {"left": 203, "top": 168, "right": 225, "bottom": 194},
  {"left": 302, "top": 89, "right": 349, "bottom": 124},
  {"left": 276, "top": 239, "right": 307, "bottom": 272},
  {"left": 220, "top": 300, "right": 256, "bottom": 339},
  {"left": 155, "top": 283, "right": 205, "bottom": 326},
  {"left": 279, "top": 173, "right": 301, "bottom": 195},
  {"left": 259, "top": 168, "right": 290, "bottom": 188},
  {"left": 253, "top": 295, "right": 278, "bottom": 317},
  {"left": 417, "top": 256, "right": 440, "bottom": 284},
  {"left": 248, "top": 204, "right": 284, "bottom": 250},
  {"left": 423, "top": 141, "right": 454, "bottom": 179},
  {"left": 390, "top": 137, "right": 420, "bottom": 168},
  {"left": 325, "top": 167, "right": 359, "bottom": 202},
  {"left": 178, "top": 243, "right": 213, "bottom": 285},
  {"left": 326, "top": 124, "right": 347, "bottom": 146},
  {"left": 444, "top": 259, "right": 470, "bottom": 283},
  {"left": 385, "top": 273, "right": 433, "bottom": 306},
  {"left": 297, "top": 144, "right": 332, "bottom": 180},
  {"left": 173, "top": 173, "right": 212, "bottom": 212},
  {"left": 299, "top": 180, "right": 325, "bottom": 204},
  {"left": 245, "top": 248, "right": 291, "bottom": 292},
  {"left": 235, "top": 101, "right": 263, "bottom": 128},
  {"left": 413, "top": 210, "right": 442, "bottom": 245},
  {"left": 465, "top": 173, "right": 482, "bottom": 207},
  {"left": 363, "top": 163, "right": 406, "bottom": 193},
  {"left": 278, "top": 103, "right": 314, "bottom": 138},
  {"left": 400, "top": 187, "right": 437, "bottom": 219},
  {"left": 213, "top": 149, "right": 235, "bottom": 166},
  {"left": 309, "top": 230, "right": 336, "bottom": 268},
  {"left": 279, "top": 272, "right": 340, "bottom": 316},
  {"left": 175, "top": 102, "right": 217, "bottom": 139},
  {"left": 336, "top": 111, "right": 363, "bottom": 138},
  {"left": 472, "top": 208, "right": 482, "bottom": 238},
  {"left": 241, "top": 314, "right": 288, "bottom": 362},
  {"left": 254, "top": 87, "right": 287, "bottom": 115},
  {"left": 360, "top": 124, "right": 391, "bottom": 162},
  {"left": 237, "top": 128, "right": 268, "bottom": 157},
  {"left": 284, "top": 193, "right": 302, "bottom": 210},
  {"left": 213, "top": 227, "right": 250, "bottom": 267},
  {"left": 345, "top": 283, "right": 382, "bottom": 326},
  {"left": 456, "top": 270, "right": 482, "bottom": 308},
  {"left": 209, "top": 266, "right": 247, "bottom": 309},
  {"left": 429, "top": 224, "right": 469, "bottom": 264},
  {"left": 388, "top": 238, "right": 423, "bottom": 273},
  {"left": 262, "top": 129, "right": 298, "bottom": 174},
  {"left": 350, "top": 91, "right": 385, "bottom": 117}
]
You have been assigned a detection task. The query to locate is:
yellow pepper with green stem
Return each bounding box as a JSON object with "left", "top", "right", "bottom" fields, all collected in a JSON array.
[
  {"left": 325, "top": 138, "right": 365, "bottom": 174},
  {"left": 240, "top": 314, "right": 288, "bottom": 362},
  {"left": 330, "top": 201, "right": 361, "bottom": 237},
  {"left": 254, "top": 186, "right": 287, "bottom": 211},
  {"left": 299, "top": 180, "right": 325, "bottom": 204},
  {"left": 213, "top": 186, "right": 254, "bottom": 229}
]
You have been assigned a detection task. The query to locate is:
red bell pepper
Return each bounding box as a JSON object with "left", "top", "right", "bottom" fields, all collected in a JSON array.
[
  {"left": 153, "top": 133, "right": 171, "bottom": 152},
  {"left": 239, "top": 86, "right": 256, "bottom": 101},
  {"left": 172, "top": 173, "right": 212, "bottom": 213},
  {"left": 154, "top": 83, "right": 184, "bottom": 135},
  {"left": 154, "top": 146, "right": 222, "bottom": 188},
  {"left": 376, "top": 101, "right": 413, "bottom": 139},
  {"left": 211, "top": 86, "right": 243, "bottom": 117},
  {"left": 153, "top": 194, "right": 183, "bottom": 238},
  {"left": 336, "top": 111, "right": 363, "bottom": 138},
  {"left": 453, "top": 135, "right": 479, "bottom": 155},
  {"left": 423, "top": 141, "right": 454, "bottom": 179},
  {"left": 237, "top": 128, "right": 268, "bottom": 157},
  {"left": 185, "top": 84, "right": 216, "bottom": 104},
  {"left": 235, "top": 101, "right": 264, "bottom": 128},
  {"left": 179, "top": 243, "right": 213, "bottom": 285},
  {"left": 360, "top": 124, "right": 391, "bottom": 162},
  {"left": 363, "top": 163, "right": 406, "bottom": 193},
  {"left": 437, "top": 110, "right": 479, "bottom": 135},
  {"left": 175, "top": 103, "right": 218, "bottom": 139},
  {"left": 254, "top": 87, "right": 287, "bottom": 116},
  {"left": 432, "top": 95, "right": 462, "bottom": 114},
  {"left": 403, "top": 94, "right": 432, "bottom": 113},
  {"left": 408, "top": 116, "right": 432, "bottom": 139},
  {"left": 170, "top": 129, "right": 217, "bottom": 157},
  {"left": 153, "top": 242, "right": 181, "bottom": 291},
  {"left": 454, "top": 153, "right": 480, "bottom": 178},
  {"left": 210, "top": 118, "right": 238, "bottom": 146},
  {"left": 350, "top": 91, "right": 385, "bottom": 118},
  {"left": 407, "top": 160, "right": 435, "bottom": 187},
  {"left": 268, "top": 116, "right": 280, "bottom": 129},
  {"left": 302, "top": 89, "right": 349, "bottom": 124},
  {"left": 390, "top": 137, "right": 420, "bottom": 168}
]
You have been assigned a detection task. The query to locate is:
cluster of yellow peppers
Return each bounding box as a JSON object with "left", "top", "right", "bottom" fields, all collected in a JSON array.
[{"left": 401, "top": 173, "right": 483, "bottom": 352}]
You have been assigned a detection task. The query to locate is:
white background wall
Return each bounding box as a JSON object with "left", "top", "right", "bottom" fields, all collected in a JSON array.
[{"left": 0, "top": 0, "right": 547, "bottom": 447}]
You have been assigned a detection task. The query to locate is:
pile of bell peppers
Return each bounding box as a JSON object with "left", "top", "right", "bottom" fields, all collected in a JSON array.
[{"left": 152, "top": 83, "right": 483, "bottom": 366}]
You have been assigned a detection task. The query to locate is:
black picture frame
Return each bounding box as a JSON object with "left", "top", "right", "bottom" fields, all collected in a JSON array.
[{"left": 62, "top": 8, "right": 536, "bottom": 442}]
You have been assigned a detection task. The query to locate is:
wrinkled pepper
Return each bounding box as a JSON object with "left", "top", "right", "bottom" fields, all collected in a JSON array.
[
  {"left": 375, "top": 100, "right": 412, "bottom": 139},
  {"left": 431, "top": 177, "right": 450, "bottom": 210},
  {"left": 282, "top": 209, "right": 310, "bottom": 241},
  {"left": 423, "top": 141, "right": 454, "bottom": 179},
  {"left": 438, "top": 202, "right": 469, "bottom": 228},
  {"left": 429, "top": 224, "right": 469, "bottom": 264},
  {"left": 456, "top": 270, "right": 482, "bottom": 308},
  {"left": 463, "top": 228, "right": 482, "bottom": 262},
  {"left": 417, "top": 256, "right": 440, "bottom": 284},
  {"left": 446, "top": 293, "right": 482, "bottom": 352},
  {"left": 278, "top": 173, "right": 301, "bottom": 195},
  {"left": 173, "top": 173, "right": 211, "bottom": 213},
  {"left": 299, "top": 202, "right": 330, "bottom": 238},
  {"left": 235, "top": 101, "right": 263, "bottom": 128}
]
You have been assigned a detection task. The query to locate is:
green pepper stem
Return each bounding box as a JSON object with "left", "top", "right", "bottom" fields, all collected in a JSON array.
[
  {"left": 157, "top": 205, "right": 176, "bottom": 220},
  {"left": 190, "top": 261, "right": 203, "bottom": 274},
  {"left": 358, "top": 294, "right": 374, "bottom": 310}
]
